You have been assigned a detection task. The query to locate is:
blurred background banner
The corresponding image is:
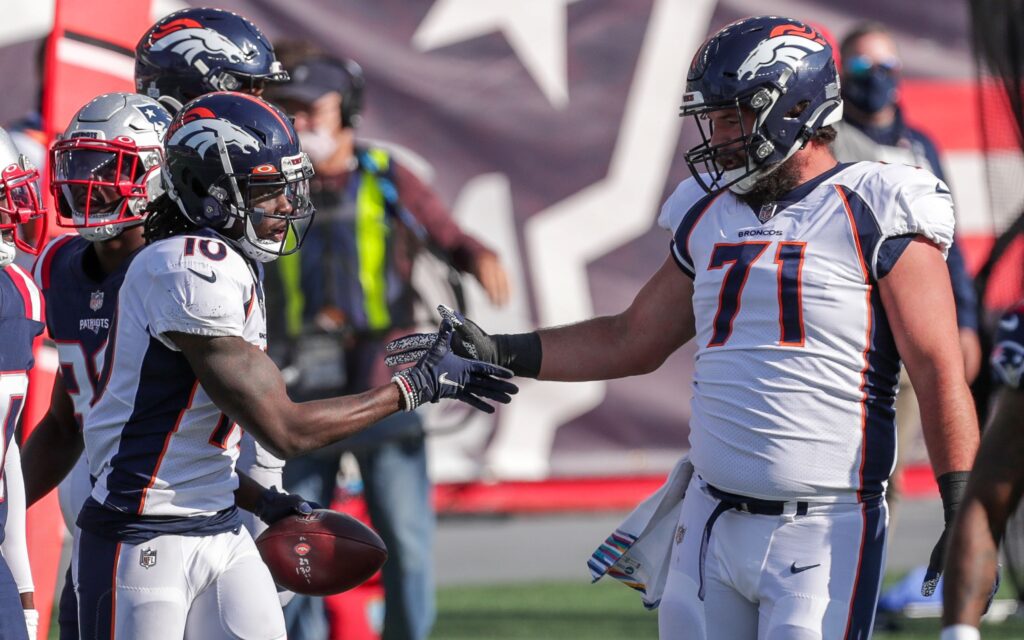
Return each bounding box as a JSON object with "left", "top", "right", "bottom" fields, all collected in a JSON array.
[{"left": 0, "top": 0, "right": 1013, "bottom": 490}]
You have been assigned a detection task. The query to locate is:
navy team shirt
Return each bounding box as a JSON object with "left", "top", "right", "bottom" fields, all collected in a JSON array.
[{"left": 0, "top": 263, "right": 44, "bottom": 544}]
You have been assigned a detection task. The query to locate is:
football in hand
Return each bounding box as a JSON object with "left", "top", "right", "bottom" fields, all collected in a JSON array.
[{"left": 255, "top": 509, "right": 387, "bottom": 596}]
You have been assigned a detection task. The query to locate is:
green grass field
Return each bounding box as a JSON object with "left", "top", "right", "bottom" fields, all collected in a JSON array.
[
  {"left": 433, "top": 580, "right": 1024, "bottom": 640},
  {"left": 44, "top": 577, "right": 1024, "bottom": 639}
]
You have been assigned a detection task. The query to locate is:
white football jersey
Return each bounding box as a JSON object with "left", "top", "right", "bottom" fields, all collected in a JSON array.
[
  {"left": 663, "top": 161, "right": 955, "bottom": 501},
  {"left": 86, "top": 233, "right": 264, "bottom": 517}
]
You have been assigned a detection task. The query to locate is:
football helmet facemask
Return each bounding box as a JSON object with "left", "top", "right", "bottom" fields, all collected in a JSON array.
[
  {"left": 0, "top": 127, "right": 46, "bottom": 267},
  {"left": 164, "top": 92, "right": 315, "bottom": 263},
  {"left": 681, "top": 16, "right": 843, "bottom": 194},
  {"left": 135, "top": 7, "right": 288, "bottom": 113},
  {"left": 51, "top": 93, "right": 171, "bottom": 242}
]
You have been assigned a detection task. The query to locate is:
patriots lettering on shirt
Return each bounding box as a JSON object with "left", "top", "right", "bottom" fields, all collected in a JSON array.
[
  {"left": 662, "top": 161, "right": 955, "bottom": 501},
  {"left": 991, "top": 304, "right": 1024, "bottom": 390},
  {"left": 84, "top": 231, "right": 264, "bottom": 530},
  {"left": 0, "top": 263, "right": 44, "bottom": 544}
]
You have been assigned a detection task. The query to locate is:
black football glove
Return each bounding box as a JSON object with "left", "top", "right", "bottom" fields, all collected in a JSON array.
[
  {"left": 254, "top": 486, "right": 322, "bottom": 525},
  {"left": 391, "top": 318, "right": 518, "bottom": 413},
  {"left": 922, "top": 471, "right": 971, "bottom": 596},
  {"left": 385, "top": 305, "right": 541, "bottom": 378}
]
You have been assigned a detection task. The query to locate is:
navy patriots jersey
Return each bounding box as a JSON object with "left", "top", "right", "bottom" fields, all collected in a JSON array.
[
  {"left": 0, "top": 263, "right": 44, "bottom": 545},
  {"left": 33, "top": 235, "right": 136, "bottom": 423}
]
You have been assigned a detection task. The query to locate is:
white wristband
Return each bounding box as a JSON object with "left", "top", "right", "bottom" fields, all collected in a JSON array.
[
  {"left": 940, "top": 625, "right": 980, "bottom": 640},
  {"left": 24, "top": 609, "right": 38, "bottom": 640}
]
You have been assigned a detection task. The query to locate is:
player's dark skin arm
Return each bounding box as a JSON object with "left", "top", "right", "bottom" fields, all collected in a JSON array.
[
  {"left": 942, "top": 387, "right": 1024, "bottom": 627},
  {"left": 534, "top": 256, "right": 696, "bottom": 381},
  {"left": 234, "top": 470, "right": 268, "bottom": 514},
  {"left": 172, "top": 333, "right": 403, "bottom": 459},
  {"left": 878, "top": 238, "right": 979, "bottom": 475},
  {"left": 22, "top": 374, "right": 83, "bottom": 507}
]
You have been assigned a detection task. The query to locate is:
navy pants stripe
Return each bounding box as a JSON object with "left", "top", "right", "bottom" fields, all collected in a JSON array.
[{"left": 844, "top": 498, "right": 886, "bottom": 639}]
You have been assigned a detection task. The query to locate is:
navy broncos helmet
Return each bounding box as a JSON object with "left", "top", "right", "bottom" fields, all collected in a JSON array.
[
  {"left": 681, "top": 16, "right": 842, "bottom": 194},
  {"left": 164, "top": 92, "right": 314, "bottom": 263},
  {"left": 135, "top": 8, "right": 288, "bottom": 113}
]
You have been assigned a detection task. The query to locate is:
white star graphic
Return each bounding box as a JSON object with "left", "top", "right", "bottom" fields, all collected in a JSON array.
[
  {"left": 437, "top": 0, "right": 717, "bottom": 480},
  {"left": 412, "top": 0, "right": 580, "bottom": 109}
]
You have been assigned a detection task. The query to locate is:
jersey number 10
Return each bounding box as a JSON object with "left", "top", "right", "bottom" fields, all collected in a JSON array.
[{"left": 707, "top": 241, "right": 806, "bottom": 348}]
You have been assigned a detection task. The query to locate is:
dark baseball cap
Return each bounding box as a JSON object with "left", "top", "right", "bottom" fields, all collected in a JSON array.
[{"left": 269, "top": 58, "right": 354, "bottom": 106}]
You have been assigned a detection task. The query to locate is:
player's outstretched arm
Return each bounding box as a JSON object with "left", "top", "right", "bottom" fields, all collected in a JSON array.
[
  {"left": 171, "top": 325, "right": 516, "bottom": 459},
  {"left": 21, "top": 374, "right": 83, "bottom": 507},
  {"left": 878, "top": 237, "right": 980, "bottom": 596},
  {"left": 942, "top": 387, "right": 1024, "bottom": 632},
  {"left": 387, "top": 256, "right": 696, "bottom": 382}
]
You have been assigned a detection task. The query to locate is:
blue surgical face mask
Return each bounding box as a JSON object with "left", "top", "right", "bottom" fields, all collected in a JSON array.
[{"left": 843, "top": 56, "right": 901, "bottom": 115}]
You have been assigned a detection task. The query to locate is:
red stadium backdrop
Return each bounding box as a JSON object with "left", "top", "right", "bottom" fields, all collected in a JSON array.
[
  {"left": 0, "top": 0, "right": 1009, "bottom": 634},
  {"left": 20, "top": 1, "right": 152, "bottom": 635}
]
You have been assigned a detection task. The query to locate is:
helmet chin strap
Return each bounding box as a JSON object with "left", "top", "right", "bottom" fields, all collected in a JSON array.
[{"left": 725, "top": 138, "right": 804, "bottom": 195}]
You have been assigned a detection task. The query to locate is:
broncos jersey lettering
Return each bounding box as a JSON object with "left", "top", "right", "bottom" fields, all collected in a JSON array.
[
  {"left": 662, "top": 161, "right": 955, "bottom": 501},
  {"left": 85, "top": 232, "right": 264, "bottom": 517}
]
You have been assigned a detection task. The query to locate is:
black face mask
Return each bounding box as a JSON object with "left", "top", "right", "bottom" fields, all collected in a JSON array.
[{"left": 843, "top": 68, "right": 899, "bottom": 115}]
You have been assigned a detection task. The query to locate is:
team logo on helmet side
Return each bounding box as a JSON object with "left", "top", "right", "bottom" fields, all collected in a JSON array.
[
  {"left": 992, "top": 339, "right": 1024, "bottom": 388},
  {"left": 148, "top": 18, "right": 254, "bottom": 65},
  {"left": 168, "top": 106, "right": 261, "bottom": 158},
  {"left": 736, "top": 27, "right": 827, "bottom": 81},
  {"left": 133, "top": 103, "right": 171, "bottom": 134}
]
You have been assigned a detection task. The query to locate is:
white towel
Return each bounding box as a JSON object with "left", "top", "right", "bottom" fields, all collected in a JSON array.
[{"left": 587, "top": 454, "right": 694, "bottom": 609}]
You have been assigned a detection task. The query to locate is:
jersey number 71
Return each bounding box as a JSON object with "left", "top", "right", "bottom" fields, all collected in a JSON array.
[{"left": 707, "top": 241, "right": 806, "bottom": 347}]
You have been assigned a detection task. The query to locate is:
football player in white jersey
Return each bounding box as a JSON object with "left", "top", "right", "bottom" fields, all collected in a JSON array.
[
  {"left": 132, "top": 5, "right": 296, "bottom": 582},
  {"left": 941, "top": 301, "right": 1024, "bottom": 640},
  {"left": 386, "top": 16, "right": 979, "bottom": 639},
  {"left": 0, "top": 126, "right": 48, "bottom": 640},
  {"left": 74, "top": 92, "right": 514, "bottom": 640}
]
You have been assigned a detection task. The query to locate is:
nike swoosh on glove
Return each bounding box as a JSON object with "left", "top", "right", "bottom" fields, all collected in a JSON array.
[{"left": 391, "top": 318, "right": 518, "bottom": 413}]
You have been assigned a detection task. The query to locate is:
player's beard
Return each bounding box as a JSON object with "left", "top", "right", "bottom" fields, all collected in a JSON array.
[{"left": 736, "top": 155, "right": 803, "bottom": 207}]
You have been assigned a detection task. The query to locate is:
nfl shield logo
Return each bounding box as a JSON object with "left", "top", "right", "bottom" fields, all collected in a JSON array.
[
  {"left": 757, "top": 202, "right": 778, "bottom": 224},
  {"left": 89, "top": 290, "right": 104, "bottom": 311},
  {"left": 139, "top": 548, "right": 157, "bottom": 569}
]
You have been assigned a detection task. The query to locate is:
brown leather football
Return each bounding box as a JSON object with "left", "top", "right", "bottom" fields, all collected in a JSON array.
[{"left": 255, "top": 509, "right": 387, "bottom": 596}]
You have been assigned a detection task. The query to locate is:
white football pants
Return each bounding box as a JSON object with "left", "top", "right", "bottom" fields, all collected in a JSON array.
[{"left": 658, "top": 476, "right": 888, "bottom": 640}]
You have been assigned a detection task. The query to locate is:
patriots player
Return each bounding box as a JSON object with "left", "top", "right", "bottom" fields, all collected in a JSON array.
[
  {"left": 387, "top": 16, "right": 979, "bottom": 639},
  {"left": 0, "top": 126, "right": 48, "bottom": 640},
  {"left": 74, "top": 92, "right": 513, "bottom": 640},
  {"left": 20, "top": 92, "right": 169, "bottom": 640},
  {"left": 135, "top": 7, "right": 288, "bottom": 113},
  {"left": 942, "top": 303, "right": 1024, "bottom": 640}
]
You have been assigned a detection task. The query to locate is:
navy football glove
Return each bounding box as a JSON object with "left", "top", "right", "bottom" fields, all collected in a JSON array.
[
  {"left": 391, "top": 318, "right": 518, "bottom": 413},
  {"left": 385, "top": 305, "right": 541, "bottom": 378},
  {"left": 254, "top": 486, "right": 322, "bottom": 525},
  {"left": 923, "top": 471, "right": 970, "bottom": 596}
]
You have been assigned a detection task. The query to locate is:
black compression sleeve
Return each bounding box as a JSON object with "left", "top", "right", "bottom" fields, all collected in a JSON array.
[{"left": 494, "top": 332, "right": 542, "bottom": 379}]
